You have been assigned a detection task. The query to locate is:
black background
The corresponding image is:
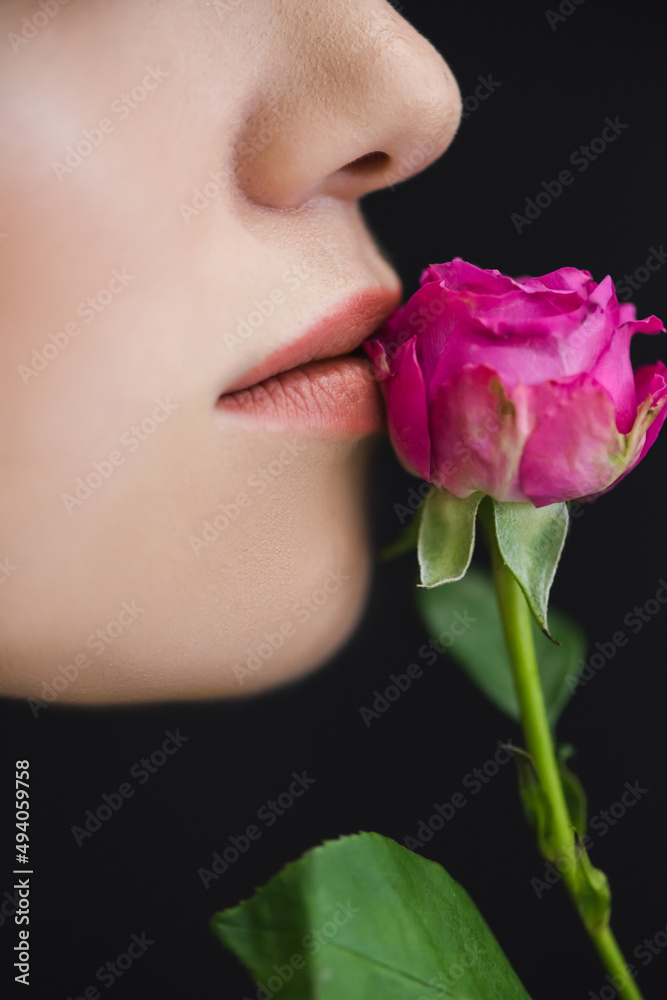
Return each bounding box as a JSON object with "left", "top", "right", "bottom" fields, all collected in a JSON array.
[{"left": 2, "top": 2, "right": 666, "bottom": 998}]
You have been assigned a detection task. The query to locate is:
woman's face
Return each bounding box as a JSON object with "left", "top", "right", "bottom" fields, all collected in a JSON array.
[{"left": 0, "top": 0, "right": 461, "bottom": 702}]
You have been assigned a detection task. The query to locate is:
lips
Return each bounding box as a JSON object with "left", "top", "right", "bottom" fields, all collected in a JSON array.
[{"left": 216, "top": 288, "right": 401, "bottom": 434}]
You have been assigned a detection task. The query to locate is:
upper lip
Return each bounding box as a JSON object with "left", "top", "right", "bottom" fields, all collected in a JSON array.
[{"left": 220, "top": 286, "right": 403, "bottom": 396}]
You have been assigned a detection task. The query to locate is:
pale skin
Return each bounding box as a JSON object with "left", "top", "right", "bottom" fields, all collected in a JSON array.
[{"left": 0, "top": 0, "right": 461, "bottom": 702}]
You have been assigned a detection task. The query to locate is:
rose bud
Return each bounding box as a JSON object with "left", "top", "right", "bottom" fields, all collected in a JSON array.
[{"left": 364, "top": 258, "right": 666, "bottom": 507}]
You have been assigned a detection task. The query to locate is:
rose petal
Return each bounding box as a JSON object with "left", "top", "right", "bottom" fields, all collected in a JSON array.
[
  {"left": 425, "top": 289, "right": 609, "bottom": 394},
  {"left": 572, "top": 363, "right": 667, "bottom": 502},
  {"left": 587, "top": 326, "right": 636, "bottom": 434},
  {"left": 394, "top": 273, "right": 613, "bottom": 394},
  {"left": 589, "top": 299, "right": 665, "bottom": 433},
  {"left": 429, "top": 364, "right": 528, "bottom": 500},
  {"left": 519, "top": 375, "right": 627, "bottom": 507},
  {"left": 363, "top": 337, "right": 392, "bottom": 381},
  {"left": 422, "top": 259, "right": 512, "bottom": 294},
  {"left": 618, "top": 303, "right": 665, "bottom": 337},
  {"left": 388, "top": 279, "right": 458, "bottom": 379},
  {"left": 425, "top": 259, "right": 592, "bottom": 332},
  {"left": 518, "top": 266, "right": 594, "bottom": 296},
  {"left": 375, "top": 259, "right": 666, "bottom": 504},
  {"left": 633, "top": 362, "right": 667, "bottom": 458},
  {"left": 380, "top": 337, "right": 431, "bottom": 480}
]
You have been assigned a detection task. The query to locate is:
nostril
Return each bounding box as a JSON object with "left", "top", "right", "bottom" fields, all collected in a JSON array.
[{"left": 342, "top": 150, "right": 391, "bottom": 174}]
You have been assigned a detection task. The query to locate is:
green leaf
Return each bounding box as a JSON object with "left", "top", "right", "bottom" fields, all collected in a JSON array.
[
  {"left": 416, "top": 566, "right": 586, "bottom": 726},
  {"left": 492, "top": 500, "right": 569, "bottom": 639},
  {"left": 418, "top": 489, "right": 483, "bottom": 587},
  {"left": 212, "top": 832, "right": 533, "bottom": 1000}
]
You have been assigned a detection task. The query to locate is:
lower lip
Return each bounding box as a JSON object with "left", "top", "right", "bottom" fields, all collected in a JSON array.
[{"left": 216, "top": 355, "right": 385, "bottom": 435}]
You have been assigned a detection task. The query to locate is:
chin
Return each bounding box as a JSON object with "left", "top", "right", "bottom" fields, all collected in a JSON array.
[
  {"left": 224, "top": 548, "right": 372, "bottom": 699},
  {"left": 0, "top": 439, "right": 378, "bottom": 707},
  {"left": 0, "top": 565, "right": 371, "bottom": 707},
  {"left": 43, "top": 549, "right": 372, "bottom": 706}
]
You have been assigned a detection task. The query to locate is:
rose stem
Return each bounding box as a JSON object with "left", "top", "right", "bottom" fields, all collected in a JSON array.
[{"left": 485, "top": 521, "right": 645, "bottom": 1000}]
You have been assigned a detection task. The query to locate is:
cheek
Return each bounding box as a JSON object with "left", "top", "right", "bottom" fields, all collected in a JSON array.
[
  {"left": 0, "top": 19, "right": 248, "bottom": 405},
  {"left": 0, "top": 214, "right": 376, "bottom": 703},
  {"left": 0, "top": 5, "right": 391, "bottom": 702},
  {"left": 0, "top": 419, "right": 375, "bottom": 702}
]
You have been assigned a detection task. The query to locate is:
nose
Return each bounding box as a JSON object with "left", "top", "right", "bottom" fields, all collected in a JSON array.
[{"left": 233, "top": 3, "right": 462, "bottom": 209}]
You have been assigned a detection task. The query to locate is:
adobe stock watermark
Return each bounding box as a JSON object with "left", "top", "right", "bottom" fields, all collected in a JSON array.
[
  {"left": 587, "top": 919, "right": 667, "bottom": 1000},
  {"left": 27, "top": 599, "right": 145, "bottom": 716},
  {"left": 64, "top": 931, "right": 155, "bottom": 998},
  {"left": 51, "top": 66, "right": 169, "bottom": 180},
  {"left": 180, "top": 105, "right": 299, "bottom": 222},
  {"left": 460, "top": 73, "right": 502, "bottom": 118},
  {"left": 358, "top": 616, "right": 477, "bottom": 728},
  {"left": 234, "top": 570, "right": 350, "bottom": 685},
  {"left": 565, "top": 578, "right": 667, "bottom": 695},
  {"left": 189, "top": 439, "right": 307, "bottom": 554},
  {"left": 403, "top": 741, "right": 517, "bottom": 851},
  {"left": 17, "top": 268, "right": 135, "bottom": 385},
  {"left": 240, "top": 901, "right": 360, "bottom": 1000},
  {"left": 387, "top": 136, "right": 440, "bottom": 192},
  {"left": 568, "top": 492, "right": 602, "bottom": 520},
  {"left": 179, "top": 170, "right": 229, "bottom": 223},
  {"left": 511, "top": 116, "right": 628, "bottom": 234},
  {"left": 0, "top": 557, "right": 18, "bottom": 584},
  {"left": 198, "top": 770, "right": 317, "bottom": 888},
  {"left": 222, "top": 264, "right": 312, "bottom": 351},
  {"left": 614, "top": 244, "right": 667, "bottom": 302},
  {"left": 545, "top": 0, "right": 586, "bottom": 31},
  {"left": 7, "top": 0, "right": 71, "bottom": 54},
  {"left": 61, "top": 397, "right": 180, "bottom": 514},
  {"left": 0, "top": 885, "right": 24, "bottom": 929},
  {"left": 212, "top": 0, "right": 243, "bottom": 13},
  {"left": 530, "top": 779, "right": 648, "bottom": 899},
  {"left": 70, "top": 729, "right": 189, "bottom": 846}
]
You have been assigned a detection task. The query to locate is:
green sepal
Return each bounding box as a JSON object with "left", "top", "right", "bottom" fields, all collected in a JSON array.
[
  {"left": 491, "top": 499, "right": 569, "bottom": 640},
  {"left": 513, "top": 748, "right": 559, "bottom": 861},
  {"left": 417, "top": 489, "right": 484, "bottom": 588},
  {"left": 558, "top": 745, "right": 587, "bottom": 837},
  {"left": 571, "top": 835, "right": 612, "bottom": 935},
  {"left": 512, "top": 744, "right": 588, "bottom": 861}
]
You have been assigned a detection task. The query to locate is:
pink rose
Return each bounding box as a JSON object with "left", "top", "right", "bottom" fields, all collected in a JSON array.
[{"left": 364, "top": 258, "right": 667, "bottom": 507}]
